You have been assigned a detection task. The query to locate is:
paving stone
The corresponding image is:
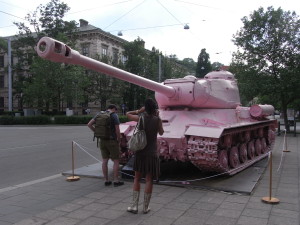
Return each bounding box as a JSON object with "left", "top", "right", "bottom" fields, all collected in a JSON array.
[
  {"left": 164, "top": 201, "right": 192, "bottom": 211},
  {"left": 242, "top": 208, "right": 270, "bottom": 219},
  {"left": 213, "top": 208, "right": 242, "bottom": 218},
  {"left": 70, "top": 197, "right": 95, "bottom": 205},
  {"left": 273, "top": 202, "right": 299, "bottom": 211},
  {"left": 0, "top": 221, "right": 12, "bottom": 225},
  {"left": 76, "top": 216, "right": 109, "bottom": 225},
  {"left": 271, "top": 208, "right": 299, "bottom": 219},
  {"left": 139, "top": 215, "right": 175, "bottom": 225},
  {"left": 237, "top": 215, "right": 268, "bottom": 225},
  {"left": 96, "top": 196, "right": 124, "bottom": 205},
  {"left": 54, "top": 203, "right": 82, "bottom": 212},
  {"left": 65, "top": 208, "right": 96, "bottom": 220},
  {"left": 154, "top": 208, "right": 185, "bottom": 219},
  {"left": 192, "top": 202, "right": 219, "bottom": 211},
  {"left": 205, "top": 215, "right": 237, "bottom": 225},
  {"left": 82, "top": 202, "right": 110, "bottom": 211},
  {"left": 225, "top": 194, "right": 250, "bottom": 204},
  {"left": 268, "top": 214, "right": 299, "bottom": 225},
  {"left": 183, "top": 208, "right": 212, "bottom": 220},
  {"left": 246, "top": 201, "right": 272, "bottom": 211},
  {"left": 219, "top": 201, "right": 246, "bottom": 210},
  {"left": 105, "top": 214, "right": 144, "bottom": 225},
  {"left": 93, "top": 208, "right": 126, "bottom": 220},
  {"left": 35, "top": 209, "right": 67, "bottom": 220},
  {"left": 13, "top": 217, "right": 48, "bottom": 225},
  {"left": 45, "top": 216, "right": 80, "bottom": 225},
  {"left": 173, "top": 215, "right": 206, "bottom": 225},
  {"left": 0, "top": 211, "right": 32, "bottom": 223}
]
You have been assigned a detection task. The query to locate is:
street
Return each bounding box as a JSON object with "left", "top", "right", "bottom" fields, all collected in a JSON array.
[{"left": 0, "top": 125, "right": 100, "bottom": 189}]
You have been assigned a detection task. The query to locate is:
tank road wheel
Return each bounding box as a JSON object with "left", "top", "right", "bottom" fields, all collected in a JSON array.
[
  {"left": 239, "top": 143, "right": 247, "bottom": 163},
  {"left": 258, "top": 128, "right": 264, "bottom": 138},
  {"left": 268, "top": 129, "right": 275, "bottom": 144},
  {"left": 261, "top": 138, "right": 267, "bottom": 153},
  {"left": 229, "top": 146, "right": 240, "bottom": 168},
  {"left": 223, "top": 135, "right": 232, "bottom": 148},
  {"left": 218, "top": 150, "right": 229, "bottom": 171},
  {"left": 255, "top": 139, "right": 262, "bottom": 156},
  {"left": 244, "top": 131, "right": 251, "bottom": 142},
  {"left": 247, "top": 141, "right": 255, "bottom": 159}
]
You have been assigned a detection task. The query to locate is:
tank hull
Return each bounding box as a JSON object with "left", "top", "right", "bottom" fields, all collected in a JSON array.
[{"left": 120, "top": 108, "right": 277, "bottom": 175}]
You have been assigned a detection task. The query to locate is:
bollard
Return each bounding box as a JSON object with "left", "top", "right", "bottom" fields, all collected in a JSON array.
[
  {"left": 66, "top": 141, "right": 80, "bottom": 181},
  {"left": 261, "top": 152, "right": 280, "bottom": 204},
  {"left": 283, "top": 130, "right": 290, "bottom": 153},
  {"left": 277, "top": 121, "right": 281, "bottom": 136}
]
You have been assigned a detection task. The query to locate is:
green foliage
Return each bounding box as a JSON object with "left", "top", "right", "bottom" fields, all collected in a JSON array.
[
  {"left": 232, "top": 6, "right": 300, "bottom": 130},
  {"left": 0, "top": 115, "right": 51, "bottom": 125},
  {"left": 196, "top": 49, "right": 212, "bottom": 78},
  {"left": 0, "top": 115, "right": 129, "bottom": 125},
  {"left": 12, "top": 0, "right": 83, "bottom": 111},
  {"left": 53, "top": 115, "right": 92, "bottom": 124},
  {"left": 0, "top": 37, "right": 7, "bottom": 50},
  {"left": 211, "top": 62, "right": 224, "bottom": 71}
]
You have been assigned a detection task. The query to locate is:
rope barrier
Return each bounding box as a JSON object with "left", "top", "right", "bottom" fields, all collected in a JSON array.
[
  {"left": 70, "top": 140, "right": 272, "bottom": 185},
  {"left": 277, "top": 129, "right": 287, "bottom": 172}
]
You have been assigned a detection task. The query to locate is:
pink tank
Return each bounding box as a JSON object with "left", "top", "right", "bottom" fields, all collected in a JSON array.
[{"left": 36, "top": 37, "right": 277, "bottom": 175}]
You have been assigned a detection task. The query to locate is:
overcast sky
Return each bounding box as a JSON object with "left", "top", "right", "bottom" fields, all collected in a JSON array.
[{"left": 0, "top": 0, "right": 299, "bottom": 65}]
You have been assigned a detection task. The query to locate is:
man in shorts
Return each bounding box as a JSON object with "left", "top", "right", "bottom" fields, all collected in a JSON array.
[{"left": 87, "top": 104, "right": 124, "bottom": 187}]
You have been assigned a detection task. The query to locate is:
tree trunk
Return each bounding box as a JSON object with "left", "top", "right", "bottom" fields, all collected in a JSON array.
[{"left": 281, "top": 102, "right": 290, "bottom": 132}]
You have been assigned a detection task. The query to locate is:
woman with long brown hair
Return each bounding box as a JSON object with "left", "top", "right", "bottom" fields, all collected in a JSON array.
[{"left": 126, "top": 98, "right": 164, "bottom": 214}]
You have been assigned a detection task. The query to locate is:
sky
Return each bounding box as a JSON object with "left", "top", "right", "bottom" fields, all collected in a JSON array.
[{"left": 0, "top": 0, "right": 299, "bottom": 65}]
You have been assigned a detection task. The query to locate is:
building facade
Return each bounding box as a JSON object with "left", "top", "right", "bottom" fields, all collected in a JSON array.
[{"left": 0, "top": 19, "right": 127, "bottom": 113}]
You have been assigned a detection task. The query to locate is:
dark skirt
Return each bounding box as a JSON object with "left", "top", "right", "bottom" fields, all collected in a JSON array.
[{"left": 133, "top": 152, "right": 160, "bottom": 180}]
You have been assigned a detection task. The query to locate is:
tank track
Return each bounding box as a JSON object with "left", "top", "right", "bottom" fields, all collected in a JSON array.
[{"left": 187, "top": 121, "right": 276, "bottom": 175}]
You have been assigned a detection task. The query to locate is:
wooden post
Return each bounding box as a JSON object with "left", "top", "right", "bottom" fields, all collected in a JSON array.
[
  {"left": 66, "top": 141, "right": 80, "bottom": 181},
  {"left": 261, "top": 152, "right": 279, "bottom": 204}
]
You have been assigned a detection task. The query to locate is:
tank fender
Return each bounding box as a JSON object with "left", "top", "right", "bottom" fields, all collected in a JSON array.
[
  {"left": 185, "top": 125, "right": 224, "bottom": 138},
  {"left": 120, "top": 122, "right": 136, "bottom": 136}
]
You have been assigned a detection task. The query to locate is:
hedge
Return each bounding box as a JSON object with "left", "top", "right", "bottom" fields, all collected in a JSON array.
[{"left": 0, "top": 115, "right": 129, "bottom": 125}]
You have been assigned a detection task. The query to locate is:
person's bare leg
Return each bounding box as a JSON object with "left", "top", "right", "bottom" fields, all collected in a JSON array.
[
  {"left": 127, "top": 171, "right": 141, "bottom": 213},
  {"left": 143, "top": 173, "right": 153, "bottom": 213},
  {"left": 133, "top": 171, "right": 142, "bottom": 191},
  {"left": 102, "top": 158, "right": 109, "bottom": 181},
  {"left": 144, "top": 173, "right": 153, "bottom": 193},
  {"left": 112, "top": 159, "right": 120, "bottom": 181}
]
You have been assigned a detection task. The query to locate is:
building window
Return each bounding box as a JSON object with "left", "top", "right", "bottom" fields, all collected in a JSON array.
[
  {"left": 0, "top": 75, "right": 4, "bottom": 88},
  {"left": 0, "top": 97, "right": 4, "bottom": 110},
  {"left": 0, "top": 55, "right": 4, "bottom": 67},
  {"left": 82, "top": 45, "right": 89, "bottom": 56},
  {"left": 121, "top": 55, "right": 127, "bottom": 64},
  {"left": 101, "top": 45, "right": 108, "bottom": 57},
  {"left": 112, "top": 48, "right": 119, "bottom": 64}
]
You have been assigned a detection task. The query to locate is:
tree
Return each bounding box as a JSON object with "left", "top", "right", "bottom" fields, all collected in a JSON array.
[
  {"left": 12, "top": 0, "right": 87, "bottom": 112},
  {"left": 232, "top": 7, "right": 300, "bottom": 131},
  {"left": 211, "top": 62, "right": 224, "bottom": 71},
  {"left": 122, "top": 37, "right": 149, "bottom": 110},
  {"left": 196, "top": 49, "right": 212, "bottom": 78}
]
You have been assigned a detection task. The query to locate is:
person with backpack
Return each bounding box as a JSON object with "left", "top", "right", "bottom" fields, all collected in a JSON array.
[
  {"left": 87, "top": 104, "right": 124, "bottom": 187},
  {"left": 126, "top": 98, "right": 164, "bottom": 214}
]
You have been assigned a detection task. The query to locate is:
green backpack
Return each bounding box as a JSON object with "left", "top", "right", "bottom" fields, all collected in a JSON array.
[{"left": 93, "top": 111, "right": 113, "bottom": 146}]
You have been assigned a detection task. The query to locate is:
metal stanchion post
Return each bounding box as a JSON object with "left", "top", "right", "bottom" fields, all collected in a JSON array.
[
  {"left": 261, "top": 151, "right": 280, "bottom": 204},
  {"left": 66, "top": 141, "right": 80, "bottom": 181},
  {"left": 283, "top": 130, "right": 290, "bottom": 152}
]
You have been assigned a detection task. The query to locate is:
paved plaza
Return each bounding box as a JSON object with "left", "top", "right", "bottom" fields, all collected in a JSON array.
[{"left": 0, "top": 127, "right": 299, "bottom": 225}]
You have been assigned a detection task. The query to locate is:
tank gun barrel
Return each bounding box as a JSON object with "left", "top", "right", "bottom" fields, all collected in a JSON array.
[{"left": 36, "top": 37, "right": 176, "bottom": 98}]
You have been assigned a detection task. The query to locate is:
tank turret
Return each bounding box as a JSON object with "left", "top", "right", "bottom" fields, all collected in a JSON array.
[{"left": 36, "top": 37, "right": 277, "bottom": 175}]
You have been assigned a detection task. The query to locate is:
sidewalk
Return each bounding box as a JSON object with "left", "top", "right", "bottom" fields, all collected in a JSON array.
[{"left": 0, "top": 134, "right": 299, "bottom": 225}]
